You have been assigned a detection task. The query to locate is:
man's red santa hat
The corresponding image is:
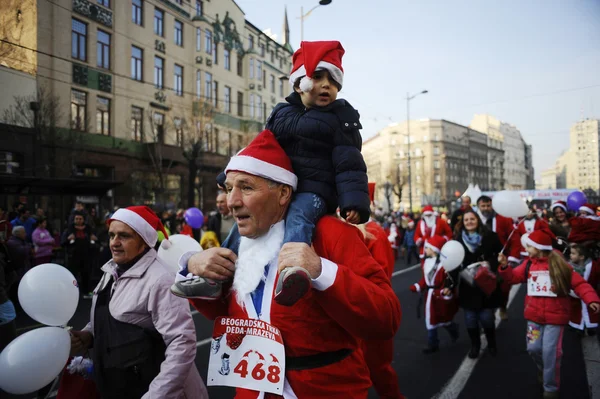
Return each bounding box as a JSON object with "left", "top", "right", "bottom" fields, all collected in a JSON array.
[
  {"left": 225, "top": 130, "right": 297, "bottom": 190},
  {"left": 579, "top": 203, "right": 597, "bottom": 215},
  {"left": 550, "top": 201, "right": 567, "bottom": 212},
  {"left": 421, "top": 205, "right": 434, "bottom": 216},
  {"left": 289, "top": 41, "right": 345, "bottom": 92},
  {"left": 523, "top": 230, "right": 553, "bottom": 251},
  {"left": 424, "top": 235, "right": 445, "bottom": 254},
  {"left": 108, "top": 205, "right": 168, "bottom": 248}
]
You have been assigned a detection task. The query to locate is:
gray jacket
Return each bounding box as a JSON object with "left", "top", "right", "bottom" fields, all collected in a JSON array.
[{"left": 83, "top": 249, "right": 207, "bottom": 399}]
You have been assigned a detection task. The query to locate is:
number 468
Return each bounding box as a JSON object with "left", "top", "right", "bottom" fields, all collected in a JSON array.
[{"left": 234, "top": 360, "right": 281, "bottom": 383}]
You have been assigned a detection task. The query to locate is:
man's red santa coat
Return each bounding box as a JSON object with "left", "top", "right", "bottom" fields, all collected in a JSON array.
[
  {"left": 413, "top": 211, "right": 452, "bottom": 259},
  {"left": 512, "top": 218, "right": 556, "bottom": 261},
  {"left": 411, "top": 258, "right": 458, "bottom": 328},
  {"left": 570, "top": 259, "right": 600, "bottom": 330},
  {"left": 190, "top": 217, "right": 401, "bottom": 399},
  {"left": 365, "top": 221, "right": 395, "bottom": 278}
]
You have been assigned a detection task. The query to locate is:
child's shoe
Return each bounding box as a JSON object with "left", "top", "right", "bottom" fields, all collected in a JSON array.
[
  {"left": 170, "top": 277, "right": 223, "bottom": 299},
  {"left": 274, "top": 266, "right": 311, "bottom": 306}
]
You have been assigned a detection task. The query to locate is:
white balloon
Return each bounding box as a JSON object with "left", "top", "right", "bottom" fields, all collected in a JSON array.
[
  {"left": 157, "top": 234, "right": 202, "bottom": 273},
  {"left": 18, "top": 263, "right": 79, "bottom": 326},
  {"left": 440, "top": 240, "right": 465, "bottom": 272},
  {"left": 492, "top": 190, "right": 529, "bottom": 219},
  {"left": 0, "top": 327, "right": 70, "bottom": 394}
]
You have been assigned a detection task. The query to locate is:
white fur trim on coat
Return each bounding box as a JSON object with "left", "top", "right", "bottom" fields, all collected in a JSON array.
[
  {"left": 226, "top": 155, "right": 297, "bottom": 191},
  {"left": 289, "top": 61, "right": 344, "bottom": 91},
  {"left": 109, "top": 208, "right": 157, "bottom": 248}
]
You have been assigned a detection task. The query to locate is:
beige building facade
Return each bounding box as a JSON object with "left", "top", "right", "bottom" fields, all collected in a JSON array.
[
  {"left": 0, "top": 0, "right": 294, "bottom": 212},
  {"left": 569, "top": 119, "right": 600, "bottom": 191},
  {"left": 362, "top": 119, "right": 504, "bottom": 211}
]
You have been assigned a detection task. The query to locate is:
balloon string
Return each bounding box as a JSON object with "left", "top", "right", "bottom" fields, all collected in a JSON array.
[{"left": 500, "top": 219, "right": 525, "bottom": 255}]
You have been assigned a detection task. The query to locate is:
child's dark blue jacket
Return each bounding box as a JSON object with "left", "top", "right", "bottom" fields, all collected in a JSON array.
[{"left": 265, "top": 92, "right": 370, "bottom": 223}]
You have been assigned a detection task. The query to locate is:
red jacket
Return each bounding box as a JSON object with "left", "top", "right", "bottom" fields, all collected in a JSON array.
[
  {"left": 570, "top": 259, "right": 600, "bottom": 330},
  {"left": 412, "top": 258, "right": 458, "bottom": 328},
  {"left": 511, "top": 218, "right": 556, "bottom": 260},
  {"left": 499, "top": 257, "right": 600, "bottom": 325},
  {"left": 365, "top": 221, "right": 395, "bottom": 278},
  {"left": 414, "top": 218, "right": 452, "bottom": 258},
  {"left": 190, "top": 216, "right": 402, "bottom": 399}
]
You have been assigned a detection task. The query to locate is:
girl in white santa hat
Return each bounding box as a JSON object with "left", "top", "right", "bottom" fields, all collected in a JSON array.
[
  {"left": 498, "top": 230, "right": 600, "bottom": 399},
  {"left": 409, "top": 235, "right": 459, "bottom": 354}
]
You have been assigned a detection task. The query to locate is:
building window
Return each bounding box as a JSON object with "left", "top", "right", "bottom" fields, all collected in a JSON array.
[
  {"left": 131, "top": 106, "right": 143, "bottom": 141},
  {"left": 71, "top": 89, "right": 87, "bottom": 131},
  {"left": 257, "top": 95, "right": 262, "bottom": 120},
  {"left": 174, "top": 64, "right": 183, "bottom": 96},
  {"left": 96, "top": 97, "right": 110, "bottom": 135},
  {"left": 196, "top": 28, "right": 201, "bottom": 51},
  {"left": 71, "top": 19, "right": 87, "bottom": 61},
  {"left": 237, "top": 91, "right": 243, "bottom": 117},
  {"left": 213, "top": 81, "right": 218, "bottom": 107},
  {"left": 153, "top": 112, "right": 164, "bottom": 143},
  {"left": 434, "top": 160, "right": 440, "bottom": 169},
  {"left": 435, "top": 174, "right": 441, "bottom": 183},
  {"left": 132, "top": 0, "right": 143, "bottom": 25},
  {"left": 97, "top": 30, "right": 110, "bottom": 69},
  {"left": 279, "top": 80, "right": 284, "bottom": 97},
  {"left": 279, "top": 57, "right": 283, "bottom": 69},
  {"left": 270, "top": 74, "right": 275, "bottom": 93},
  {"left": 174, "top": 0, "right": 182, "bottom": 4},
  {"left": 260, "top": 44, "right": 265, "bottom": 57},
  {"left": 174, "top": 117, "right": 183, "bottom": 146},
  {"left": 196, "top": 1, "right": 203, "bottom": 16},
  {"left": 270, "top": 51, "right": 274, "bottom": 63},
  {"left": 131, "top": 45, "right": 143, "bottom": 80},
  {"left": 433, "top": 146, "right": 439, "bottom": 155},
  {"left": 174, "top": 20, "right": 183, "bottom": 46},
  {"left": 249, "top": 58, "right": 254, "bottom": 79},
  {"left": 196, "top": 70, "right": 201, "bottom": 99},
  {"left": 205, "top": 29, "right": 212, "bottom": 54},
  {"left": 249, "top": 94, "right": 254, "bottom": 118},
  {"left": 154, "top": 8, "right": 164, "bottom": 37},
  {"left": 224, "top": 86, "right": 231, "bottom": 113},
  {"left": 224, "top": 49, "right": 230, "bottom": 70},
  {"left": 212, "top": 43, "right": 218, "bottom": 64},
  {"left": 248, "top": 35, "right": 254, "bottom": 49},
  {"left": 204, "top": 72, "right": 212, "bottom": 100},
  {"left": 262, "top": 70, "right": 266, "bottom": 88},
  {"left": 257, "top": 61, "right": 262, "bottom": 82},
  {"left": 97, "top": 0, "right": 110, "bottom": 7},
  {"left": 154, "top": 56, "right": 164, "bottom": 88},
  {"left": 237, "top": 55, "right": 243, "bottom": 77}
]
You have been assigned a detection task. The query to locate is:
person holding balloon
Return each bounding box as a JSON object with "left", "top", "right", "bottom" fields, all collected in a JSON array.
[
  {"left": 443, "top": 210, "right": 504, "bottom": 358},
  {"left": 69, "top": 205, "right": 207, "bottom": 399},
  {"left": 498, "top": 230, "right": 600, "bottom": 399}
]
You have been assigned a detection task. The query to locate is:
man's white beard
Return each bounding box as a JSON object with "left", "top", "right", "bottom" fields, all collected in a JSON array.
[
  {"left": 232, "top": 221, "right": 285, "bottom": 308},
  {"left": 424, "top": 215, "right": 436, "bottom": 228}
]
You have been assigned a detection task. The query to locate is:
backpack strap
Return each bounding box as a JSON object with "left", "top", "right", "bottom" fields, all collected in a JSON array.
[{"left": 524, "top": 259, "right": 533, "bottom": 279}]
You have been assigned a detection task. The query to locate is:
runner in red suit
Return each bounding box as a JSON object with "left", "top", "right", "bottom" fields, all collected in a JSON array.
[{"left": 414, "top": 205, "right": 452, "bottom": 260}]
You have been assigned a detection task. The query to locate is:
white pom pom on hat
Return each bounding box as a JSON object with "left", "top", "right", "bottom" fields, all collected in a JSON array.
[{"left": 289, "top": 41, "right": 345, "bottom": 92}]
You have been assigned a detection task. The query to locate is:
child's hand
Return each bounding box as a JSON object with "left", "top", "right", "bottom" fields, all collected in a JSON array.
[
  {"left": 590, "top": 302, "right": 600, "bottom": 314},
  {"left": 498, "top": 253, "right": 507, "bottom": 266},
  {"left": 345, "top": 210, "right": 360, "bottom": 224}
]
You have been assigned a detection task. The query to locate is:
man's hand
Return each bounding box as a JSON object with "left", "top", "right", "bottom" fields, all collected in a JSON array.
[
  {"left": 70, "top": 330, "right": 93, "bottom": 356},
  {"left": 441, "top": 288, "right": 452, "bottom": 296},
  {"left": 188, "top": 247, "right": 237, "bottom": 281},
  {"left": 345, "top": 210, "right": 360, "bottom": 225},
  {"left": 416, "top": 238, "right": 423, "bottom": 246},
  {"left": 277, "top": 243, "right": 322, "bottom": 279},
  {"left": 67, "top": 234, "right": 75, "bottom": 241},
  {"left": 91, "top": 235, "right": 98, "bottom": 241},
  {"left": 590, "top": 302, "right": 600, "bottom": 314}
]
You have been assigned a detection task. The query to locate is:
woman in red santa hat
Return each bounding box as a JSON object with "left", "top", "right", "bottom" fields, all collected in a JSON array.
[
  {"left": 414, "top": 205, "right": 452, "bottom": 260},
  {"left": 409, "top": 235, "right": 459, "bottom": 353},
  {"left": 498, "top": 230, "right": 600, "bottom": 399},
  {"left": 549, "top": 201, "right": 572, "bottom": 239}
]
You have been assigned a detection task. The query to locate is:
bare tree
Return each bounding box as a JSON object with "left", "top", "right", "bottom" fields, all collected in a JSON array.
[
  {"left": 145, "top": 111, "right": 177, "bottom": 208},
  {"left": 389, "top": 164, "right": 408, "bottom": 210}
]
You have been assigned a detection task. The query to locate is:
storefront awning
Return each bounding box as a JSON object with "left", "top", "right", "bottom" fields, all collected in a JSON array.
[{"left": 0, "top": 175, "right": 124, "bottom": 196}]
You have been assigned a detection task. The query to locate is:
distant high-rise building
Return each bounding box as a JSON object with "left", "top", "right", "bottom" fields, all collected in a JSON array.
[{"left": 570, "top": 119, "right": 600, "bottom": 191}]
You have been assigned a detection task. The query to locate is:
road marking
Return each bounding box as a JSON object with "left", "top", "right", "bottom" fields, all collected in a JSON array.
[
  {"left": 432, "top": 283, "right": 521, "bottom": 399},
  {"left": 392, "top": 263, "right": 421, "bottom": 277}
]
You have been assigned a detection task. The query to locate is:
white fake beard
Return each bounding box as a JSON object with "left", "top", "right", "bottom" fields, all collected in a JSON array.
[
  {"left": 424, "top": 215, "right": 436, "bottom": 227},
  {"left": 232, "top": 221, "right": 285, "bottom": 308}
]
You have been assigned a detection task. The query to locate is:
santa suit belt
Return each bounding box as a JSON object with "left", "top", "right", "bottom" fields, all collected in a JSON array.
[
  {"left": 426, "top": 285, "right": 442, "bottom": 290},
  {"left": 286, "top": 348, "right": 353, "bottom": 371}
]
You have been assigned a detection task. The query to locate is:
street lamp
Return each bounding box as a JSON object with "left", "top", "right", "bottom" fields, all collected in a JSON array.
[
  {"left": 406, "top": 89, "right": 428, "bottom": 212},
  {"left": 300, "top": 0, "right": 332, "bottom": 42}
]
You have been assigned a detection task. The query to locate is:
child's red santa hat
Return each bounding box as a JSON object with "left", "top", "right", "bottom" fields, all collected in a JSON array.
[
  {"left": 108, "top": 205, "right": 168, "bottom": 248},
  {"left": 289, "top": 41, "right": 345, "bottom": 92},
  {"left": 225, "top": 130, "right": 297, "bottom": 190},
  {"left": 425, "top": 235, "right": 445, "bottom": 254},
  {"left": 579, "top": 203, "right": 597, "bottom": 215},
  {"left": 421, "top": 205, "right": 434, "bottom": 216},
  {"left": 550, "top": 201, "right": 567, "bottom": 212},
  {"left": 524, "top": 230, "right": 553, "bottom": 251}
]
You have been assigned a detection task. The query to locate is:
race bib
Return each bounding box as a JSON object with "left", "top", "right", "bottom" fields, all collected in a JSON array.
[
  {"left": 527, "top": 271, "right": 557, "bottom": 297},
  {"left": 207, "top": 317, "right": 285, "bottom": 395}
]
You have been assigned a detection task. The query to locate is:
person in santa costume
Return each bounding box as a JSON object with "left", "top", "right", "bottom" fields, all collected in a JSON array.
[
  {"left": 548, "top": 201, "right": 572, "bottom": 239},
  {"left": 511, "top": 207, "right": 556, "bottom": 264},
  {"left": 414, "top": 205, "right": 452, "bottom": 260},
  {"left": 568, "top": 243, "right": 600, "bottom": 335},
  {"left": 498, "top": 230, "right": 600, "bottom": 399},
  {"left": 180, "top": 131, "right": 402, "bottom": 398},
  {"left": 68, "top": 206, "right": 207, "bottom": 399},
  {"left": 409, "top": 235, "right": 459, "bottom": 353}
]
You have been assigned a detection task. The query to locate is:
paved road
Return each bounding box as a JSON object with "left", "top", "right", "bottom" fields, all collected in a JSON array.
[{"left": 10, "top": 257, "right": 599, "bottom": 399}]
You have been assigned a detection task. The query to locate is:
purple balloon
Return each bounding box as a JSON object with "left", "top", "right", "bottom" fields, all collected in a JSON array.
[
  {"left": 184, "top": 207, "right": 204, "bottom": 229},
  {"left": 566, "top": 191, "right": 587, "bottom": 211}
]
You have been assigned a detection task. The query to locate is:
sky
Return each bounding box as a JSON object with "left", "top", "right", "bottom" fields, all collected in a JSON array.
[{"left": 234, "top": 0, "right": 600, "bottom": 180}]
